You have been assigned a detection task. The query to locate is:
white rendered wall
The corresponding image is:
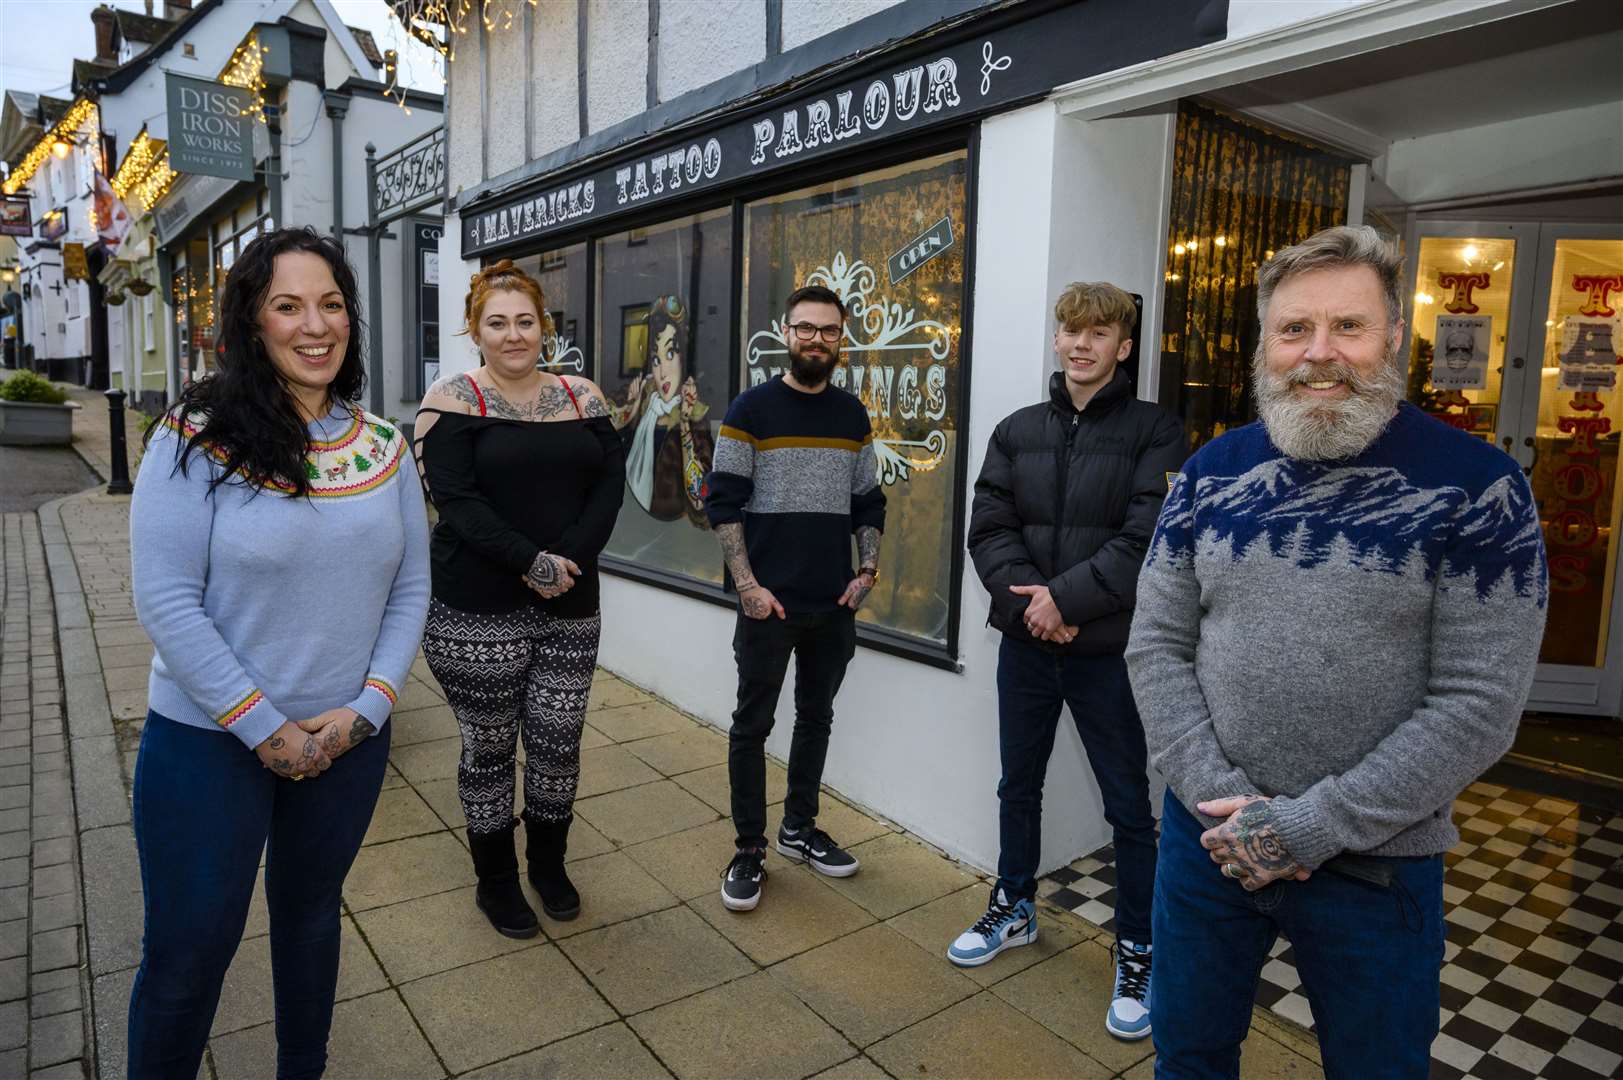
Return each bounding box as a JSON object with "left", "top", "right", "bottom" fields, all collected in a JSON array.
[
  {"left": 1378, "top": 101, "right": 1623, "bottom": 207},
  {"left": 447, "top": 25, "right": 483, "bottom": 195},
  {"left": 657, "top": 1, "right": 765, "bottom": 103},
  {"left": 283, "top": 81, "right": 334, "bottom": 235},
  {"left": 437, "top": 213, "right": 478, "bottom": 380},
  {"left": 1224, "top": 0, "right": 1380, "bottom": 42},
  {"left": 486, "top": 19, "right": 529, "bottom": 177},
  {"left": 779, "top": 0, "right": 902, "bottom": 53},
  {"left": 531, "top": 0, "right": 581, "bottom": 159},
  {"left": 592, "top": 102, "right": 1114, "bottom": 876},
  {"left": 1047, "top": 109, "right": 1178, "bottom": 401},
  {"left": 586, "top": 0, "right": 650, "bottom": 135}
]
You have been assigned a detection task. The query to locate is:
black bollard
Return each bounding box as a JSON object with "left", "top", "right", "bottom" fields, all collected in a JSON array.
[{"left": 105, "top": 388, "right": 134, "bottom": 495}]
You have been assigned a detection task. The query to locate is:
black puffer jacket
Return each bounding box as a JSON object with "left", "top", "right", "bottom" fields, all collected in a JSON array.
[{"left": 969, "top": 368, "right": 1186, "bottom": 654}]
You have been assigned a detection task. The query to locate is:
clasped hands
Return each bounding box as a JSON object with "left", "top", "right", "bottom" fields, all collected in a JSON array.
[
  {"left": 1196, "top": 795, "right": 1311, "bottom": 892},
  {"left": 520, "top": 551, "right": 582, "bottom": 599},
  {"left": 253, "top": 707, "right": 375, "bottom": 781},
  {"left": 1009, "top": 584, "right": 1077, "bottom": 645}
]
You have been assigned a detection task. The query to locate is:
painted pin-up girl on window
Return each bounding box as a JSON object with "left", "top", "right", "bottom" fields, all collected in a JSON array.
[{"left": 609, "top": 295, "right": 713, "bottom": 526}]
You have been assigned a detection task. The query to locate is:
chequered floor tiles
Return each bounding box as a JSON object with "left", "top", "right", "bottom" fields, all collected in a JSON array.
[{"left": 1040, "top": 781, "right": 1623, "bottom": 1080}]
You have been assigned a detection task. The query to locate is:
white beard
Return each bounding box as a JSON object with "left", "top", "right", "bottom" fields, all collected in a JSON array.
[{"left": 1253, "top": 346, "right": 1405, "bottom": 462}]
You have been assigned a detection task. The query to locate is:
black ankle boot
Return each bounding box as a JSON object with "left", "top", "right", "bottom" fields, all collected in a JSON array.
[
  {"left": 468, "top": 820, "right": 540, "bottom": 939},
  {"left": 523, "top": 812, "right": 581, "bottom": 921}
]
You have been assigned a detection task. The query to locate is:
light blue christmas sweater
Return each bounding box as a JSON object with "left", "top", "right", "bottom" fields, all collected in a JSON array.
[
  {"left": 1126, "top": 403, "right": 1549, "bottom": 869},
  {"left": 131, "top": 402, "right": 431, "bottom": 750}
]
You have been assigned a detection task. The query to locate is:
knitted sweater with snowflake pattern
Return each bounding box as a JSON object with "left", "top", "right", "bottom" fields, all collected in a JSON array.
[
  {"left": 1125, "top": 403, "right": 1549, "bottom": 870},
  {"left": 131, "top": 402, "right": 431, "bottom": 751}
]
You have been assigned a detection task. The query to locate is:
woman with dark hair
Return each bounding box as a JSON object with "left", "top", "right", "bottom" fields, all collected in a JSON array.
[
  {"left": 127, "top": 226, "right": 430, "bottom": 1079},
  {"left": 414, "top": 259, "right": 623, "bottom": 937}
]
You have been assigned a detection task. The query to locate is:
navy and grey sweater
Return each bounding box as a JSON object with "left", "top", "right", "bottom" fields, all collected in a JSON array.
[
  {"left": 705, "top": 376, "right": 886, "bottom": 613},
  {"left": 1126, "top": 403, "right": 1549, "bottom": 869}
]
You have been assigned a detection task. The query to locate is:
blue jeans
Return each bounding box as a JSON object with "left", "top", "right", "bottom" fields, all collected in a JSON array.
[
  {"left": 995, "top": 637, "right": 1157, "bottom": 943},
  {"left": 1151, "top": 796, "right": 1444, "bottom": 1079},
  {"left": 127, "top": 712, "right": 391, "bottom": 1080}
]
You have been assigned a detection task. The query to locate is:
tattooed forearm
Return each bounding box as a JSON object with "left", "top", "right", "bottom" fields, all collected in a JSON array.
[
  {"left": 349, "top": 717, "right": 375, "bottom": 747},
  {"left": 856, "top": 526, "right": 881, "bottom": 571},
  {"left": 716, "top": 523, "right": 757, "bottom": 588}
]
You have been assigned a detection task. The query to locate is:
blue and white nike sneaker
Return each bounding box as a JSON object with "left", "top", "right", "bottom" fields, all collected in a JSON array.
[
  {"left": 946, "top": 887, "right": 1036, "bottom": 967},
  {"left": 1106, "top": 939, "right": 1153, "bottom": 1040}
]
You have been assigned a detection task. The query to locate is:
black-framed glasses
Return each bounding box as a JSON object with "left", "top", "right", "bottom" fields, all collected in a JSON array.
[{"left": 789, "top": 322, "right": 843, "bottom": 342}]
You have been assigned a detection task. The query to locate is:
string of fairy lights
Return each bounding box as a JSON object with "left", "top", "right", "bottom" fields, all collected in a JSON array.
[{"left": 2, "top": 97, "right": 100, "bottom": 197}]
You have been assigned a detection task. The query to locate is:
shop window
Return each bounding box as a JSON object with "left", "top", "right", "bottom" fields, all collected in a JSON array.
[
  {"left": 1158, "top": 103, "right": 1352, "bottom": 452},
  {"left": 742, "top": 150, "right": 968, "bottom": 648},
  {"left": 515, "top": 241, "right": 587, "bottom": 378},
  {"left": 597, "top": 208, "right": 733, "bottom": 584}
]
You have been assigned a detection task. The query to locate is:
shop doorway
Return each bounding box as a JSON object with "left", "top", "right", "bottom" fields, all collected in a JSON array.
[{"left": 1406, "top": 221, "right": 1623, "bottom": 771}]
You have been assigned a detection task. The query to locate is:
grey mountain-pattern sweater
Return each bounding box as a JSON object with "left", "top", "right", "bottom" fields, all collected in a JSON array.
[{"left": 1125, "top": 403, "right": 1549, "bottom": 869}]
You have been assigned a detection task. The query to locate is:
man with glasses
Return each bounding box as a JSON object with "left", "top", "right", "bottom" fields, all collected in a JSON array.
[
  {"left": 956, "top": 282, "right": 1183, "bottom": 1044},
  {"left": 705, "top": 284, "right": 885, "bottom": 912}
]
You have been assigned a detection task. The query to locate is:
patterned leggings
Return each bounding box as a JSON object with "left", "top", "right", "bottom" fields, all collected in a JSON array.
[{"left": 421, "top": 598, "right": 601, "bottom": 835}]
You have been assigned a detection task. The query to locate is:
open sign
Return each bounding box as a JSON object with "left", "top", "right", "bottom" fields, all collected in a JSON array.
[{"left": 887, "top": 216, "right": 954, "bottom": 286}]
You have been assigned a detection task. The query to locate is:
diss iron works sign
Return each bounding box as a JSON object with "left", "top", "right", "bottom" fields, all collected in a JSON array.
[
  {"left": 461, "top": 0, "right": 1223, "bottom": 257},
  {"left": 165, "top": 73, "right": 257, "bottom": 182}
]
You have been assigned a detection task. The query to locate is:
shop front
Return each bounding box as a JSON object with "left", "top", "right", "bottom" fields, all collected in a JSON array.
[
  {"left": 439, "top": 0, "right": 1621, "bottom": 869},
  {"left": 1057, "top": 0, "right": 1623, "bottom": 785},
  {"left": 441, "top": 0, "right": 1224, "bottom": 869}
]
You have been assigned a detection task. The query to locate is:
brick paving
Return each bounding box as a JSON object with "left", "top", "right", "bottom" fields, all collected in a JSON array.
[
  {"left": 0, "top": 511, "right": 91, "bottom": 1079},
  {"left": 13, "top": 386, "right": 1329, "bottom": 1078}
]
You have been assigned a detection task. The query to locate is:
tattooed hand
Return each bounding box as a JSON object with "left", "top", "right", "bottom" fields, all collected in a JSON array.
[
  {"left": 740, "top": 583, "right": 786, "bottom": 620},
  {"left": 255, "top": 720, "right": 333, "bottom": 780},
  {"left": 522, "top": 551, "right": 581, "bottom": 598},
  {"left": 296, "top": 708, "right": 376, "bottom": 765},
  {"left": 1197, "top": 795, "right": 1312, "bottom": 891},
  {"left": 838, "top": 572, "right": 874, "bottom": 611}
]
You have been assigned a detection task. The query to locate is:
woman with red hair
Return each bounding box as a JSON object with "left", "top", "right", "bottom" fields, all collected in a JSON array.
[{"left": 413, "top": 259, "right": 623, "bottom": 936}]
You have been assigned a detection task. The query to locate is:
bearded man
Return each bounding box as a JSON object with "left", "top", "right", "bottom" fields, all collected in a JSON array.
[
  {"left": 705, "top": 284, "right": 885, "bottom": 913},
  {"left": 1125, "top": 225, "right": 1548, "bottom": 1078}
]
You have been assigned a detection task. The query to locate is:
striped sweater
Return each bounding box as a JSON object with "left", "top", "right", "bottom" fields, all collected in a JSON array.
[
  {"left": 705, "top": 376, "right": 886, "bottom": 613},
  {"left": 131, "top": 403, "right": 431, "bottom": 750}
]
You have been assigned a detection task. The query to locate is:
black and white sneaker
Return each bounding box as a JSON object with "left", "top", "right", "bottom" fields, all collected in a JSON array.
[
  {"left": 722, "top": 848, "right": 766, "bottom": 911},
  {"left": 775, "top": 825, "right": 860, "bottom": 878}
]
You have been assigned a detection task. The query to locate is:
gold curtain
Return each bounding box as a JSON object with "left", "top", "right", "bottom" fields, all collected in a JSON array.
[{"left": 1159, "top": 102, "right": 1352, "bottom": 451}]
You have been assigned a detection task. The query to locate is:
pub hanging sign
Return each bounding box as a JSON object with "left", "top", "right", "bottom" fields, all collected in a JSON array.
[{"left": 461, "top": 0, "right": 1223, "bottom": 257}]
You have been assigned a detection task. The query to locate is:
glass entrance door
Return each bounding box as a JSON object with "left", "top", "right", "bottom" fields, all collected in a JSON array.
[
  {"left": 1515, "top": 226, "right": 1623, "bottom": 711},
  {"left": 1406, "top": 222, "right": 1623, "bottom": 716}
]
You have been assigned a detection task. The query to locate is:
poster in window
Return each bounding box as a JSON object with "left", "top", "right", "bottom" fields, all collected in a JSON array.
[
  {"left": 742, "top": 151, "right": 967, "bottom": 647},
  {"left": 598, "top": 210, "right": 730, "bottom": 582},
  {"left": 1430, "top": 315, "right": 1490, "bottom": 390},
  {"left": 1558, "top": 315, "right": 1620, "bottom": 391}
]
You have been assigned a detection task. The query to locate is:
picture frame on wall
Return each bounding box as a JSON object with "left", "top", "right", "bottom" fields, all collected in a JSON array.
[
  {"left": 1464, "top": 402, "right": 1496, "bottom": 434},
  {"left": 620, "top": 303, "right": 650, "bottom": 378}
]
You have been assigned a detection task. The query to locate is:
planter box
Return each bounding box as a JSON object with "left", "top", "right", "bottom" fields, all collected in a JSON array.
[{"left": 0, "top": 400, "right": 75, "bottom": 446}]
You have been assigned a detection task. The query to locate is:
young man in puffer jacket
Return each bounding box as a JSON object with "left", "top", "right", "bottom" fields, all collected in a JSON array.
[{"left": 952, "top": 281, "right": 1184, "bottom": 1043}]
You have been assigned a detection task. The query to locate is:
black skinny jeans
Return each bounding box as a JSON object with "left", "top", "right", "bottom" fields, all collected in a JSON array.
[{"left": 727, "top": 607, "right": 857, "bottom": 850}]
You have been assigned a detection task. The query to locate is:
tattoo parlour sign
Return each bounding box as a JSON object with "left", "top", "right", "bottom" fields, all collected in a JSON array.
[{"left": 461, "top": 0, "right": 1222, "bottom": 257}]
